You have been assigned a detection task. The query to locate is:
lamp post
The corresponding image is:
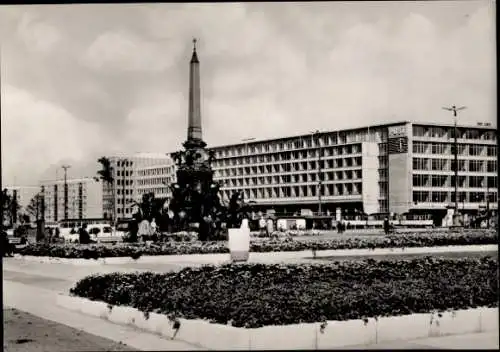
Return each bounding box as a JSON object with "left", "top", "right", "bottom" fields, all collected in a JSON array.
[{"left": 442, "top": 105, "right": 466, "bottom": 226}]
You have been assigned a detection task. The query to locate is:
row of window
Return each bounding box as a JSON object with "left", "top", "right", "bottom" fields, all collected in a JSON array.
[
  {"left": 213, "top": 130, "right": 384, "bottom": 159},
  {"left": 212, "top": 147, "right": 363, "bottom": 167},
  {"left": 138, "top": 167, "right": 174, "bottom": 177},
  {"left": 137, "top": 188, "right": 170, "bottom": 195},
  {"left": 216, "top": 170, "right": 364, "bottom": 187},
  {"left": 116, "top": 179, "right": 133, "bottom": 186},
  {"left": 221, "top": 183, "right": 363, "bottom": 199},
  {"left": 116, "top": 160, "right": 134, "bottom": 167},
  {"left": 213, "top": 157, "right": 363, "bottom": 177},
  {"left": 116, "top": 170, "right": 133, "bottom": 177},
  {"left": 412, "top": 126, "right": 496, "bottom": 141},
  {"left": 413, "top": 142, "right": 496, "bottom": 156},
  {"left": 137, "top": 177, "right": 172, "bottom": 186},
  {"left": 413, "top": 191, "right": 498, "bottom": 203},
  {"left": 412, "top": 175, "right": 497, "bottom": 188},
  {"left": 413, "top": 158, "right": 497, "bottom": 172}
]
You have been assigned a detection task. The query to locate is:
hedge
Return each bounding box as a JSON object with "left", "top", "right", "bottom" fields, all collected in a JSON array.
[
  {"left": 15, "top": 230, "right": 498, "bottom": 259},
  {"left": 70, "top": 256, "right": 499, "bottom": 328}
]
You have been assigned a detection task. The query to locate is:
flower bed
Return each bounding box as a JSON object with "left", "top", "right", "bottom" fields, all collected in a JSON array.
[
  {"left": 70, "top": 256, "right": 498, "bottom": 328},
  {"left": 15, "top": 230, "right": 498, "bottom": 259}
]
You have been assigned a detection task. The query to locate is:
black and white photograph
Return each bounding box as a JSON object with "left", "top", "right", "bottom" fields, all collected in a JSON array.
[{"left": 1, "top": 1, "right": 498, "bottom": 350}]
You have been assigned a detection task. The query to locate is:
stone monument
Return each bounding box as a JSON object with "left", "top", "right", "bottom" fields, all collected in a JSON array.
[{"left": 168, "top": 39, "right": 250, "bottom": 241}]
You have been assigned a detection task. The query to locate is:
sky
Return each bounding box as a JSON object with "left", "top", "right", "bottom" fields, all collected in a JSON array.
[{"left": 0, "top": 1, "right": 496, "bottom": 188}]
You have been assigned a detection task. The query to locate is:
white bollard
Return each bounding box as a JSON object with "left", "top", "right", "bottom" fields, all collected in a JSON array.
[{"left": 228, "top": 219, "right": 250, "bottom": 262}]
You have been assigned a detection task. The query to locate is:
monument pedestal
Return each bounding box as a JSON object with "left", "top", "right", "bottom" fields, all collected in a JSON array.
[{"left": 228, "top": 227, "right": 250, "bottom": 262}]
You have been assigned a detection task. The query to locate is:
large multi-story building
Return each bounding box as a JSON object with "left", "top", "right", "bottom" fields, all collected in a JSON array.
[
  {"left": 102, "top": 153, "right": 171, "bottom": 220},
  {"left": 134, "top": 121, "right": 496, "bottom": 225},
  {"left": 208, "top": 121, "right": 497, "bottom": 222},
  {"left": 40, "top": 177, "right": 103, "bottom": 223}
]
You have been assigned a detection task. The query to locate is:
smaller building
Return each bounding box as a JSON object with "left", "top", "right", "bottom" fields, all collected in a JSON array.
[
  {"left": 136, "top": 161, "right": 176, "bottom": 204},
  {"left": 40, "top": 177, "right": 103, "bottom": 223}
]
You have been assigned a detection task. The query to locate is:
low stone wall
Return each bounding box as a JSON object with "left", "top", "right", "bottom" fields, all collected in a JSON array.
[
  {"left": 56, "top": 294, "right": 498, "bottom": 350},
  {"left": 14, "top": 244, "right": 498, "bottom": 266}
]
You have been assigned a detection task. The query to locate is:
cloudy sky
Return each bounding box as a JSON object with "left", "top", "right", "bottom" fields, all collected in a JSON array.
[{"left": 0, "top": 1, "right": 496, "bottom": 187}]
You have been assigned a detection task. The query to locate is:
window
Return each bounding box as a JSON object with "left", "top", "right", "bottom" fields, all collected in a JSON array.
[
  {"left": 431, "top": 159, "right": 446, "bottom": 171},
  {"left": 469, "top": 145, "right": 482, "bottom": 156},
  {"left": 431, "top": 175, "right": 448, "bottom": 187},
  {"left": 413, "top": 174, "right": 428, "bottom": 187},
  {"left": 468, "top": 160, "right": 483, "bottom": 172},
  {"left": 413, "top": 191, "right": 429, "bottom": 202},
  {"left": 487, "top": 161, "right": 497, "bottom": 173},
  {"left": 412, "top": 126, "right": 426, "bottom": 137},
  {"left": 487, "top": 176, "right": 498, "bottom": 188},
  {"left": 468, "top": 176, "right": 485, "bottom": 188},
  {"left": 431, "top": 191, "right": 447, "bottom": 202},
  {"left": 487, "top": 146, "right": 497, "bottom": 157},
  {"left": 413, "top": 158, "right": 427, "bottom": 170},
  {"left": 431, "top": 143, "right": 446, "bottom": 154},
  {"left": 413, "top": 142, "right": 427, "bottom": 154}
]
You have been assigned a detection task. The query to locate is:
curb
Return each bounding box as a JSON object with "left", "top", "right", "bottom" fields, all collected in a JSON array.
[
  {"left": 14, "top": 244, "right": 497, "bottom": 266},
  {"left": 56, "top": 294, "right": 498, "bottom": 350}
]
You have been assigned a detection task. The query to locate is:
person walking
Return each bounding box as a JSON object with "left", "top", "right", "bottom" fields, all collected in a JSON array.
[
  {"left": 259, "top": 216, "right": 266, "bottom": 237},
  {"left": 383, "top": 217, "right": 390, "bottom": 235},
  {"left": 78, "top": 224, "right": 90, "bottom": 244}
]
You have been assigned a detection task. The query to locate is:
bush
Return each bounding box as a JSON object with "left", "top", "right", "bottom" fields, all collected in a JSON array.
[
  {"left": 15, "top": 230, "right": 498, "bottom": 259},
  {"left": 70, "top": 256, "right": 499, "bottom": 328}
]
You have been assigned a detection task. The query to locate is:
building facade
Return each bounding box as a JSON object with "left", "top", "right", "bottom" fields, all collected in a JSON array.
[
  {"left": 208, "top": 121, "right": 497, "bottom": 221},
  {"left": 40, "top": 177, "right": 103, "bottom": 223},
  {"left": 135, "top": 161, "right": 176, "bottom": 204},
  {"left": 102, "top": 153, "right": 171, "bottom": 220},
  {"left": 128, "top": 121, "right": 496, "bottom": 225}
]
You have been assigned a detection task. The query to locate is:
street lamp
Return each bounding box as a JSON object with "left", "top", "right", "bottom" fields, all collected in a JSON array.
[{"left": 442, "top": 105, "right": 466, "bottom": 226}]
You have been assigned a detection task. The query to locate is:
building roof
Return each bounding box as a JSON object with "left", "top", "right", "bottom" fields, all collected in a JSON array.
[
  {"left": 39, "top": 177, "right": 99, "bottom": 185},
  {"left": 206, "top": 120, "right": 497, "bottom": 150}
]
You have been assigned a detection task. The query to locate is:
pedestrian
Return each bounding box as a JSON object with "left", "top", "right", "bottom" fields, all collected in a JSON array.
[
  {"left": 79, "top": 224, "right": 90, "bottom": 244},
  {"left": 383, "top": 217, "right": 390, "bottom": 235},
  {"left": 259, "top": 216, "right": 266, "bottom": 237},
  {"left": 151, "top": 218, "right": 157, "bottom": 234},
  {"left": 266, "top": 218, "right": 274, "bottom": 237}
]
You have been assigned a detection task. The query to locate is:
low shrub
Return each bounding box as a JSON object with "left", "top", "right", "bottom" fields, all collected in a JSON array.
[
  {"left": 70, "top": 256, "right": 499, "bottom": 328},
  {"left": 15, "top": 230, "right": 498, "bottom": 259}
]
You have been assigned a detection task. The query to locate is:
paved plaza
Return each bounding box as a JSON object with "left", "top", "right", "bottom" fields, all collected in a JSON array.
[{"left": 3, "top": 256, "right": 499, "bottom": 350}]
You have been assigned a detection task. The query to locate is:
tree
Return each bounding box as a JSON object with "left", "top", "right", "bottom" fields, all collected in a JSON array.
[
  {"left": 1, "top": 189, "right": 20, "bottom": 227},
  {"left": 26, "top": 193, "right": 42, "bottom": 222},
  {"left": 97, "top": 157, "right": 115, "bottom": 222}
]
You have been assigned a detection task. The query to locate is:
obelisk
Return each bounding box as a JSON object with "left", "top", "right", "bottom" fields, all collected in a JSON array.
[{"left": 184, "top": 38, "right": 206, "bottom": 149}]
